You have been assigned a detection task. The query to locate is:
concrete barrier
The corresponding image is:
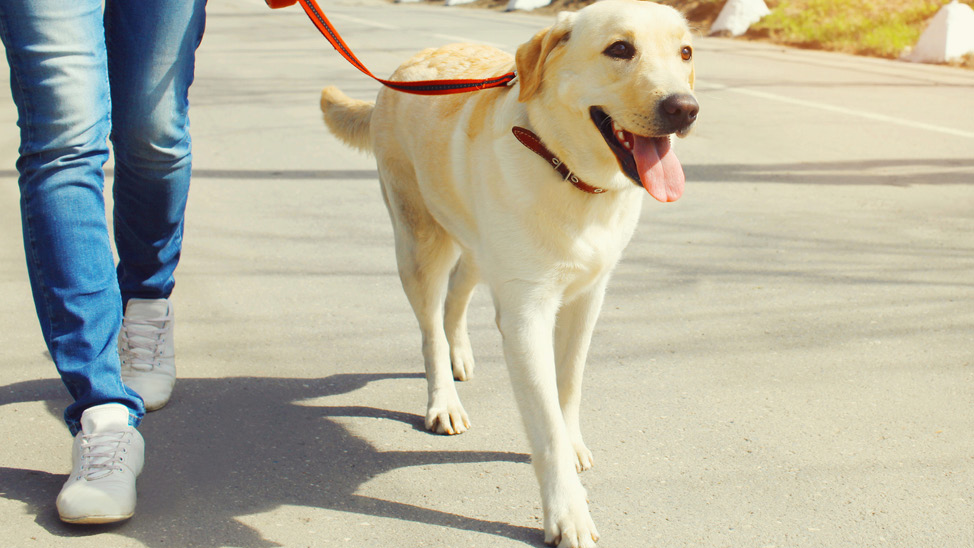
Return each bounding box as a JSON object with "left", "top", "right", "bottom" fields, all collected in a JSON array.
[
  {"left": 505, "top": 0, "right": 552, "bottom": 11},
  {"left": 903, "top": 0, "right": 974, "bottom": 63},
  {"left": 710, "top": 0, "right": 770, "bottom": 36}
]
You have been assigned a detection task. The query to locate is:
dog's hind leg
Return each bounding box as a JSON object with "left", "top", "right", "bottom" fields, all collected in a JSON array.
[
  {"left": 384, "top": 186, "right": 471, "bottom": 435},
  {"left": 445, "top": 252, "right": 479, "bottom": 382},
  {"left": 554, "top": 281, "right": 608, "bottom": 473}
]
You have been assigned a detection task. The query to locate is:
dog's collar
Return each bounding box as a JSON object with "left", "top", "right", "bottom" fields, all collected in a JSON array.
[{"left": 511, "top": 126, "right": 606, "bottom": 195}]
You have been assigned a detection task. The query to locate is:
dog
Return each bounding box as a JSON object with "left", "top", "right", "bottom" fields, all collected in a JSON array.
[{"left": 319, "top": 1, "right": 698, "bottom": 545}]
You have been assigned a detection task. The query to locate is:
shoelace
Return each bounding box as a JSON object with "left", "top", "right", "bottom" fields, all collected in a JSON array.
[
  {"left": 78, "top": 431, "right": 133, "bottom": 481},
  {"left": 119, "top": 316, "right": 169, "bottom": 372}
]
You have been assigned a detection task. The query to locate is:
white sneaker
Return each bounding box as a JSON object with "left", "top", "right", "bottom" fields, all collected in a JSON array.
[
  {"left": 56, "top": 403, "right": 144, "bottom": 524},
  {"left": 119, "top": 298, "right": 175, "bottom": 411}
]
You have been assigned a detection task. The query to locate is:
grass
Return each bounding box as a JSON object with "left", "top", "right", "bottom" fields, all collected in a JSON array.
[{"left": 749, "top": 0, "right": 974, "bottom": 63}]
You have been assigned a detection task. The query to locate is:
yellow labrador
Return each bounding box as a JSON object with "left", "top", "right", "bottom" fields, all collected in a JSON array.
[{"left": 320, "top": 1, "right": 697, "bottom": 545}]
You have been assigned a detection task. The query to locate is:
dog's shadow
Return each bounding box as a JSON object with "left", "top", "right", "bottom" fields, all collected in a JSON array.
[{"left": 0, "top": 375, "right": 538, "bottom": 547}]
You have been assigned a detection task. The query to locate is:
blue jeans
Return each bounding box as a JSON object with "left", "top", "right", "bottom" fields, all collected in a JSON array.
[{"left": 0, "top": 0, "right": 206, "bottom": 434}]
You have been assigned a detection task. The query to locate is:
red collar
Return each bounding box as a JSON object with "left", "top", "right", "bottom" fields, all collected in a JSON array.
[{"left": 512, "top": 127, "right": 607, "bottom": 195}]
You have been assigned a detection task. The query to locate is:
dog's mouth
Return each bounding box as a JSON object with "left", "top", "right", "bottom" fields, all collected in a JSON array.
[{"left": 590, "top": 106, "right": 685, "bottom": 203}]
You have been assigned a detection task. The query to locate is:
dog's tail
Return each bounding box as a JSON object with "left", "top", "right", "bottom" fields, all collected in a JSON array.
[{"left": 320, "top": 86, "right": 374, "bottom": 153}]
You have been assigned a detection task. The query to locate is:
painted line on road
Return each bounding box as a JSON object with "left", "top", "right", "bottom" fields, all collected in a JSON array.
[
  {"left": 328, "top": 12, "right": 398, "bottom": 30},
  {"left": 324, "top": 14, "right": 508, "bottom": 49},
  {"left": 704, "top": 83, "right": 974, "bottom": 139}
]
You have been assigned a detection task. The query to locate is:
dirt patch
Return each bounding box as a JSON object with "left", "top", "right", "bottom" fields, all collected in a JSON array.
[
  {"left": 448, "top": 0, "right": 973, "bottom": 69},
  {"left": 456, "top": 0, "right": 724, "bottom": 25}
]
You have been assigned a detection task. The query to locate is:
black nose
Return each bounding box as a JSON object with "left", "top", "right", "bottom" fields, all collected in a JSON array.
[{"left": 659, "top": 93, "right": 699, "bottom": 131}]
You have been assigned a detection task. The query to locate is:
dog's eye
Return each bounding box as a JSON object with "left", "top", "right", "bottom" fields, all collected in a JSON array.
[
  {"left": 681, "top": 46, "right": 693, "bottom": 61},
  {"left": 603, "top": 41, "right": 636, "bottom": 60}
]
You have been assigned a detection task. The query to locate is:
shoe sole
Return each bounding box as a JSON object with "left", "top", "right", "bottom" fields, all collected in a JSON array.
[
  {"left": 59, "top": 512, "right": 134, "bottom": 525},
  {"left": 144, "top": 398, "right": 170, "bottom": 412}
]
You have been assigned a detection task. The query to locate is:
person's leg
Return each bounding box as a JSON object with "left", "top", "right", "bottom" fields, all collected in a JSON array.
[
  {"left": 0, "top": 0, "right": 144, "bottom": 434},
  {"left": 106, "top": 0, "right": 206, "bottom": 410},
  {"left": 107, "top": 0, "right": 207, "bottom": 303}
]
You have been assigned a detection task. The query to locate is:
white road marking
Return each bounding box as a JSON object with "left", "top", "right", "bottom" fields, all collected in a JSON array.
[
  {"left": 328, "top": 13, "right": 398, "bottom": 30},
  {"left": 702, "top": 83, "right": 974, "bottom": 139},
  {"left": 324, "top": 15, "right": 509, "bottom": 49}
]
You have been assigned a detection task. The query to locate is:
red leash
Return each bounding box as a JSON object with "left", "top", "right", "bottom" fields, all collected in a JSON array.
[{"left": 267, "top": 0, "right": 517, "bottom": 95}]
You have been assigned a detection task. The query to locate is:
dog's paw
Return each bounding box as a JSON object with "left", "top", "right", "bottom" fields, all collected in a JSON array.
[
  {"left": 544, "top": 496, "right": 600, "bottom": 548},
  {"left": 425, "top": 400, "right": 471, "bottom": 435},
  {"left": 450, "top": 344, "right": 476, "bottom": 381},
  {"left": 573, "top": 442, "right": 594, "bottom": 473}
]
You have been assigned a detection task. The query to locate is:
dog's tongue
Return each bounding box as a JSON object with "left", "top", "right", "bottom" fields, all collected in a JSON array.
[{"left": 632, "top": 135, "right": 684, "bottom": 202}]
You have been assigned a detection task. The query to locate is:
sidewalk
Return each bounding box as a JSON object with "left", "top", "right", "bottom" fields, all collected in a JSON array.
[{"left": 1, "top": 1, "right": 972, "bottom": 547}]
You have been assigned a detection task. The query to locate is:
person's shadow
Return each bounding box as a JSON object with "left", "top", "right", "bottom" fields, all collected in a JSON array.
[{"left": 0, "top": 375, "right": 539, "bottom": 547}]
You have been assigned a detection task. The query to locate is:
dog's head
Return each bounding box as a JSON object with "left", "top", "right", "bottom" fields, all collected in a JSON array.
[{"left": 515, "top": 0, "right": 698, "bottom": 202}]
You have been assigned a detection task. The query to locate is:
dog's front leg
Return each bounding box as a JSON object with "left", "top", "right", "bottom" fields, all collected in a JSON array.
[
  {"left": 494, "top": 282, "right": 600, "bottom": 548},
  {"left": 555, "top": 281, "right": 608, "bottom": 473}
]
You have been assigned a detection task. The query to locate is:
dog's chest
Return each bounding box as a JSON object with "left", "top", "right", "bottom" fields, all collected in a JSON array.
[{"left": 547, "top": 201, "right": 640, "bottom": 292}]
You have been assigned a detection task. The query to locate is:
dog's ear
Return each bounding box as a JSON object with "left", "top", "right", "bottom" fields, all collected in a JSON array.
[{"left": 515, "top": 12, "right": 575, "bottom": 102}]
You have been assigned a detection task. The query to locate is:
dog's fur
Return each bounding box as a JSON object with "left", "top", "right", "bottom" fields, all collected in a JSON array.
[{"left": 320, "top": 2, "right": 697, "bottom": 546}]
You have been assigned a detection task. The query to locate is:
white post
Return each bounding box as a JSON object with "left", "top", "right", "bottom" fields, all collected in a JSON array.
[
  {"left": 710, "top": 0, "right": 771, "bottom": 37},
  {"left": 904, "top": 1, "right": 974, "bottom": 63}
]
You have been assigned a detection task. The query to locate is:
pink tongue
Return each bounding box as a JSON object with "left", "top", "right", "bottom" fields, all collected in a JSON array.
[{"left": 632, "top": 135, "right": 685, "bottom": 202}]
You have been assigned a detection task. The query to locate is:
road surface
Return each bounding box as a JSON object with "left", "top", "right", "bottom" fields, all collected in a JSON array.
[{"left": 1, "top": 1, "right": 972, "bottom": 547}]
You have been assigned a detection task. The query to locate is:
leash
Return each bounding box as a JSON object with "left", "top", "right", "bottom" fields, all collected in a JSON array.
[
  {"left": 266, "top": 0, "right": 517, "bottom": 95},
  {"left": 269, "top": 0, "right": 602, "bottom": 194}
]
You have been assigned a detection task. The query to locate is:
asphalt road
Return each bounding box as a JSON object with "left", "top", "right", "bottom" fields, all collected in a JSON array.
[{"left": 1, "top": 1, "right": 972, "bottom": 547}]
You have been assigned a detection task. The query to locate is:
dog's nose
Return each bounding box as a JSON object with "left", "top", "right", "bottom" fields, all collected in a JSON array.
[{"left": 659, "top": 94, "right": 699, "bottom": 131}]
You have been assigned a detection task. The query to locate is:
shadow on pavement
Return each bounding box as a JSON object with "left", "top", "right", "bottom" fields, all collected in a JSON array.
[
  {"left": 0, "top": 375, "right": 539, "bottom": 547},
  {"left": 686, "top": 157, "right": 974, "bottom": 186}
]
